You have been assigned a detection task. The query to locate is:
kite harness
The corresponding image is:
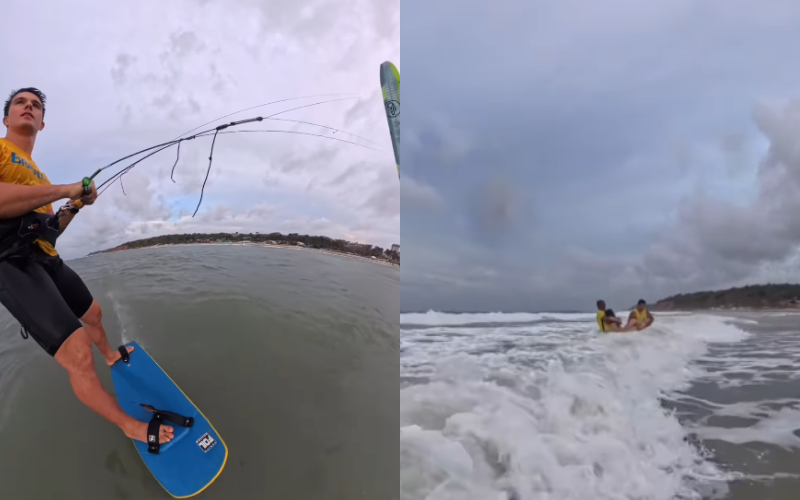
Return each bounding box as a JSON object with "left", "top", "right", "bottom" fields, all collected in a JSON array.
[{"left": 0, "top": 172, "right": 95, "bottom": 262}]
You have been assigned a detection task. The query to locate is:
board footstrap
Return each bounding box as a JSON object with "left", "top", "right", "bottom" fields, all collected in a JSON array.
[
  {"left": 117, "top": 346, "right": 130, "bottom": 364},
  {"left": 143, "top": 405, "right": 195, "bottom": 455}
]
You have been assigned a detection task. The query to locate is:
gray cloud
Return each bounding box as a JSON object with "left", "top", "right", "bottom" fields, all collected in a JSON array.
[
  {"left": 114, "top": 171, "right": 173, "bottom": 220},
  {"left": 191, "top": 0, "right": 397, "bottom": 53},
  {"left": 721, "top": 133, "right": 750, "bottom": 177},
  {"left": 361, "top": 171, "right": 400, "bottom": 218},
  {"left": 402, "top": 0, "right": 800, "bottom": 312},
  {"left": 401, "top": 175, "right": 446, "bottom": 212},
  {"left": 327, "top": 163, "right": 362, "bottom": 187},
  {"left": 464, "top": 177, "right": 534, "bottom": 249},
  {"left": 636, "top": 99, "right": 800, "bottom": 289},
  {"left": 278, "top": 145, "right": 341, "bottom": 174},
  {"left": 344, "top": 93, "right": 380, "bottom": 128},
  {"left": 111, "top": 53, "right": 136, "bottom": 87}
]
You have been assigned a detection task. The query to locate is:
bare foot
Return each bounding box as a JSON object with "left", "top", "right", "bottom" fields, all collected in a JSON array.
[
  {"left": 106, "top": 345, "right": 135, "bottom": 367},
  {"left": 125, "top": 420, "right": 174, "bottom": 445}
]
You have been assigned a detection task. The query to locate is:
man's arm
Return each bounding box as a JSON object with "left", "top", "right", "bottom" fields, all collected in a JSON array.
[
  {"left": 53, "top": 182, "right": 97, "bottom": 233},
  {"left": 0, "top": 181, "right": 83, "bottom": 219},
  {"left": 56, "top": 203, "right": 79, "bottom": 232}
]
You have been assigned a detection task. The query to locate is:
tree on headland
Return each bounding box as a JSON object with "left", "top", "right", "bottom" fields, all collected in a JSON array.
[{"left": 653, "top": 283, "right": 800, "bottom": 310}]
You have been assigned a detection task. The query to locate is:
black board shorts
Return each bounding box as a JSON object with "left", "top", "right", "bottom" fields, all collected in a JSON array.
[{"left": 0, "top": 246, "right": 94, "bottom": 356}]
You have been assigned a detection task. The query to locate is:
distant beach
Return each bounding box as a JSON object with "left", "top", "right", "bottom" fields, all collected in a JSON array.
[{"left": 93, "top": 241, "right": 400, "bottom": 268}]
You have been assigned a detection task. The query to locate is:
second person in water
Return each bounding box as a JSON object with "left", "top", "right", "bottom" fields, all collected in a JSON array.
[{"left": 596, "top": 299, "right": 654, "bottom": 333}]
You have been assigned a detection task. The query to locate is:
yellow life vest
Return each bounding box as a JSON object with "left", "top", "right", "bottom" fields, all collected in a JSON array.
[{"left": 596, "top": 310, "right": 608, "bottom": 332}]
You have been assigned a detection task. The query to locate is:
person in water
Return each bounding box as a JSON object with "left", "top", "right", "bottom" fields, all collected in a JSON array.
[
  {"left": 626, "top": 299, "right": 654, "bottom": 331},
  {"left": 0, "top": 88, "right": 174, "bottom": 446},
  {"left": 596, "top": 300, "right": 624, "bottom": 333}
]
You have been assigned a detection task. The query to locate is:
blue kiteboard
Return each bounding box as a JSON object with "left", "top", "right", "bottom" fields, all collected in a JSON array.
[{"left": 110, "top": 341, "right": 228, "bottom": 498}]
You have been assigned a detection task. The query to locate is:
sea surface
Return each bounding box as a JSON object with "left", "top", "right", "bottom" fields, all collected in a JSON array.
[
  {"left": 0, "top": 244, "right": 399, "bottom": 500},
  {"left": 400, "top": 310, "right": 800, "bottom": 500}
]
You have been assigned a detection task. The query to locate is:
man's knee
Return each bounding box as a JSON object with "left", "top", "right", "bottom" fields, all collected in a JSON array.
[
  {"left": 54, "top": 328, "right": 94, "bottom": 374},
  {"left": 81, "top": 300, "right": 102, "bottom": 327}
]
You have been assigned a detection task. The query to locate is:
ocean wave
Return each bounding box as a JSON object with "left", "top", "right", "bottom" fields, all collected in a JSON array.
[
  {"left": 401, "top": 310, "right": 598, "bottom": 326},
  {"left": 400, "top": 312, "right": 748, "bottom": 500}
]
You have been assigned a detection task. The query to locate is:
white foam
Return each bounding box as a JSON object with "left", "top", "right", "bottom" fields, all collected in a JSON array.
[
  {"left": 401, "top": 312, "right": 748, "bottom": 500},
  {"left": 401, "top": 310, "right": 597, "bottom": 326},
  {"left": 690, "top": 406, "right": 800, "bottom": 450},
  {"left": 107, "top": 290, "right": 135, "bottom": 345}
]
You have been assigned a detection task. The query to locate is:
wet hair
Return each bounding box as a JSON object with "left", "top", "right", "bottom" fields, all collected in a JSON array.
[
  {"left": 3, "top": 87, "right": 47, "bottom": 118},
  {"left": 596, "top": 300, "right": 605, "bottom": 309},
  {"left": 637, "top": 299, "right": 646, "bottom": 305}
]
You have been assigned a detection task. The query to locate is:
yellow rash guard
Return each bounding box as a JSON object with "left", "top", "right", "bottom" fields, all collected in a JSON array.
[
  {"left": 634, "top": 308, "right": 648, "bottom": 324},
  {"left": 0, "top": 138, "right": 58, "bottom": 256}
]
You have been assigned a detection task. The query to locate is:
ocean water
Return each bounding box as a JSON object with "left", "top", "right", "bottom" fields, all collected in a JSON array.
[
  {"left": 0, "top": 244, "right": 398, "bottom": 500},
  {"left": 399, "top": 310, "right": 796, "bottom": 500}
]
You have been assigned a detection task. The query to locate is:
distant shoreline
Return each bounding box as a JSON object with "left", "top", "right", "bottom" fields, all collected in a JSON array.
[
  {"left": 256, "top": 242, "right": 399, "bottom": 267},
  {"left": 89, "top": 241, "right": 400, "bottom": 268},
  {"left": 651, "top": 284, "right": 800, "bottom": 311},
  {"left": 655, "top": 307, "right": 800, "bottom": 313}
]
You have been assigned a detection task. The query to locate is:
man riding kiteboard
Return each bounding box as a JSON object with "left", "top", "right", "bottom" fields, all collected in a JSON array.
[{"left": 0, "top": 87, "right": 174, "bottom": 446}]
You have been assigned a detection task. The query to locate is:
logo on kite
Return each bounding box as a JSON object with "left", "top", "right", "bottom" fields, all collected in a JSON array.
[{"left": 385, "top": 100, "right": 400, "bottom": 118}]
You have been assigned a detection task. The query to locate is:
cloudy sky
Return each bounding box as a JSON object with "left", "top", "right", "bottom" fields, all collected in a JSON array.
[
  {"left": 1, "top": 0, "right": 399, "bottom": 260},
  {"left": 402, "top": 0, "right": 800, "bottom": 312}
]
